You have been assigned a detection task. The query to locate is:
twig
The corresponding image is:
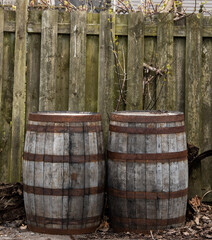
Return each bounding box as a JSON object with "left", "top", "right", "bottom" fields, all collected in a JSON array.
[
  {"left": 150, "top": 230, "right": 155, "bottom": 240},
  {"left": 143, "top": 63, "right": 165, "bottom": 76},
  {"left": 202, "top": 190, "right": 212, "bottom": 202}
]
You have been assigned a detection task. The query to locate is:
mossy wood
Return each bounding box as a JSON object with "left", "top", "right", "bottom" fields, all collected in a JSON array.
[
  {"left": 185, "top": 14, "right": 203, "bottom": 198},
  {"left": 10, "top": 0, "right": 28, "bottom": 182},
  {"left": 0, "top": 7, "right": 212, "bottom": 200}
]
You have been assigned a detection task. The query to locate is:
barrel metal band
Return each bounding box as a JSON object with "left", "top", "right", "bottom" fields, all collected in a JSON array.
[
  {"left": 111, "top": 215, "right": 186, "bottom": 227},
  {"left": 27, "top": 214, "right": 100, "bottom": 225},
  {"left": 108, "top": 188, "right": 188, "bottom": 199},
  {"left": 110, "top": 113, "right": 184, "bottom": 123},
  {"left": 23, "top": 185, "right": 104, "bottom": 196},
  {"left": 27, "top": 124, "right": 102, "bottom": 133},
  {"left": 109, "top": 125, "right": 185, "bottom": 134},
  {"left": 29, "top": 113, "right": 102, "bottom": 123},
  {"left": 28, "top": 224, "right": 98, "bottom": 235},
  {"left": 107, "top": 150, "right": 187, "bottom": 163},
  {"left": 23, "top": 152, "right": 104, "bottom": 163}
]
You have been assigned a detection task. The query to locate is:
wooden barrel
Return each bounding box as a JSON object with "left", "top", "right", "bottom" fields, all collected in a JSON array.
[
  {"left": 107, "top": 111, "right": 188, "bottom": 232},
  {"left": 23, "top": 112, "right": 105, "bottom": 235}
]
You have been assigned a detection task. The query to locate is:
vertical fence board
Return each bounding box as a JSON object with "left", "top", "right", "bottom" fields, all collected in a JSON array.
[
  {"left": 69, "top": 11, "right": 87, "bottom": 111},
  {"left": 98, "top": 12, "right": 115, "bottom": 141},
  {"left": 174, "top": 37, "right": 185, "bottom": 112},
  {"left": 10, "top": 0, "right": 28, "bottom": 182},
  {"left": 26, "top": 10, "right": 42, "bottom": 122},
  {"left": 186, "top": 14, "right": 203, "bottom": 198},
  {"left": 85, "top": 13, "right": 99, "bottom": 113},
  {"left": 1, "top": 33, "right": 15, "bottom": 182},
  {"left": 0, "top": 8, "right": 3, "bottom": 108},
  {"left": 113, "top": 15, "right": 128, "bottom": 111},
  {"left": 56, "top": 12, "right": 70, "bottom": 111},
  {"left": 200, "top": 34, "right": 212, "bottom": 201},
  {"left": 143, "top": 37, "right": 157, "bottom": 110},
  {"left": 39, "top": 10, "right": 58, "bottom": 111},
  {"left": 0, "top": 30, "right": 15, "bottom": 183},
  {"left": 156, "top": 13, "right": 174, "bottom": 110},
  {"left": 126, "top": 12, "right": 144, "bottom": 110}
]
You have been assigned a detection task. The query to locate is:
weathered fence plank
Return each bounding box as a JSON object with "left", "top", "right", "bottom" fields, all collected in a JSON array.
[
  {"left": 200, "top": 34, "right": 212, "bottom": 201},
  {"left": 98, "top": 11, "right": 115, "bottom": 141},
  {"left": 113, "top": 15, "right": 128, "bottom": 111},
  {"left": 9, "top": 0, "right": 28, "bottom": 182},
  {"left": 174, "top": 37, "right": 186, "bottom": 112},
  {"left": 39, "top": 10, "right": 58, "bottom": 111},
  {"left": 85, "top": 13, "right": 99, "bottom": 113},
  {"left": 185, "top": 14, "right": 203, "bottom": 198},
  {"left": 0, "top": 29, "right": 15, "bottom": 182},
  {"left": 126, "top": 12, "right": 144, "bottom": 110},
  {"left": 0, "top": 8, "right": 4, "bottom": 109},
  {"left": 69, "top": 11, "right": 87, "bottom": 111},
  {"left": 156, "top": 13, "right": 174, "bottom": 110},
  {"left": 143, "top": 37, "right": 157, "bottom": 110},
  {"left": 26, "top": 10, "right": 42, "bottom": 122},
  {"left": 56, "top": 12, "right": 70, "bottom": 111}
]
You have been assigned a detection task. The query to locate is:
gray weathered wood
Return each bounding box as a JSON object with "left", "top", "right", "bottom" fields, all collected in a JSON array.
[
  {"left": 26, "top": 9, "right": 42, "bottom": 122},
  {"left": 23, "top": 113, "right": 105, "bottom": 233},
  {"left": 200, "top": 32, "right": 212, "bottom": 201},
  {"left": 108, "top": 112, "right": 188, "bottom": 231},
  {"left": 56, "top": 11, "right": 69, "bottom": 111},
  {"left": 174, "top": 38, "right": 185, "bottom": 112},
  {"left": 185, "top": 14, "right": 203, "bottom": 198},
  {"left": 156, "top": 13, "right": 174, "bottom": 110},
  {"left": 98, "top": 12, "right": 115, "bottom": 143},
  {"left": 69, "top": 11, "right": 86, "bottom": 111},
  {"left": 144, "top": 37, "right": 157, "bottom": 110},
  {"left": 56, "top": 34, "right": 69, "bottom": 111},
  {"left": 26, "top": 33, "right": 41, "bottom": 122},
  {"left": 126, "top": 12, "right": 144, "bottom": 110},
  {"left": 39, "top": 10, "right": 58, "bottom": 111},
  {"left": 9, "top": 0, "right": 28, "bottom": 182},
  {"left": 0, "top": 8, "right": 4, "bottom": 109},
  {"left": 85, "top": 11, "right": 99, "bottom": 113}
]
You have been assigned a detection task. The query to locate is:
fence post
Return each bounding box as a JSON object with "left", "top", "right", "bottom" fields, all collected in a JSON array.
[
  {"left": 186, "top": 14, "right": 203, "bottom": 198},
  {"left": 69, "top": 11, "right": 87, "bottom": 111},
  {"left": 39, "top": 10, "right": 58, "bottom": 111},
  {"left": 126, "top": 12, "right": 144, "bottom": 110},
  {"left": 9, "top": 0, "right": 28, "bottom": 182},
  {"left": 200, "top": 15, "right": 212, "bottom": 202},
  {"left": 0, "top": 8, "right": 3, "bottom": 109},
  {"left": 98, "top": 11, "right": 115, "bottom": 143}
]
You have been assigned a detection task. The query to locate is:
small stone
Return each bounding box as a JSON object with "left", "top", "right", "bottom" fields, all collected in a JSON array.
[
  {"left": 183, "top": 232, "right": 189, "bottom": 236},
  {"left": 206, "top": 235, "right": 212, "bottom": 239},
  {"left": 20, "top": 225, "right": 27, "bottom": 230}
]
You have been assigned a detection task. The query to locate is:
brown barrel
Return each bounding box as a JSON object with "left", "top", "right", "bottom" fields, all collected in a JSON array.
[
  {"left": 107, "top": 111, "right": 188, "bottom": 232},
  {"left": 23, "top": 112, "right": 105, "bottom": 235}
]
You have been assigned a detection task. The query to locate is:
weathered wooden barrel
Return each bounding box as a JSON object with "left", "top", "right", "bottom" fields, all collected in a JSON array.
[
  {"left": 23, "top": 112, "right": 105, "bottom": 235},
  {"left": 107, "top": 111, "right": 188, "bottom": 232}
]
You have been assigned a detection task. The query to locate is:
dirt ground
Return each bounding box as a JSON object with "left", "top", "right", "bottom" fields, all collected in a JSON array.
[{"left": 0, "top": 200, "right": 212, "bottom": 240}]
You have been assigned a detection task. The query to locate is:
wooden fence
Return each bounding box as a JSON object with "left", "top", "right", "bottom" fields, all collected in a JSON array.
[{"left": 0, "top": 1, "right": 212, "bottom": 199}]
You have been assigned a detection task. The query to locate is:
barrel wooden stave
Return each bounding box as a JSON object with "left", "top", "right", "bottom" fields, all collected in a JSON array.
[
  {"left": 108, "top": 113, "right": 188, "bottom": 231},
  {"left": 23, "top": 113, "right": 105, "bottom": 234}
]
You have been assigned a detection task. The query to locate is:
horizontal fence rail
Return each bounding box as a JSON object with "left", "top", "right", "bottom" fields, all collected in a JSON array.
[{"left": 0, "top": 3, "right": 212, "bottom": 200}]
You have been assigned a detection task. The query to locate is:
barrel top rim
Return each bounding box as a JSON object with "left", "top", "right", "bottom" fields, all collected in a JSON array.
[
  {"left": 111, "top": 111, "right": 184, "bottom": 116},
  {"left": 29, "top": 112, "right": 102, "bottom": 122},
  {"left": 110, "top": 111, "right": 184, "bottom": 123}
]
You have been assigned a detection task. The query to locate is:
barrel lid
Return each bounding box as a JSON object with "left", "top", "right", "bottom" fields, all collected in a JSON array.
[
  {"left": 29, "top": 112, "right": 102, "bottom": 122},
  {"left": 110, "top": 111, "right": 184, "bottom": 123}
]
